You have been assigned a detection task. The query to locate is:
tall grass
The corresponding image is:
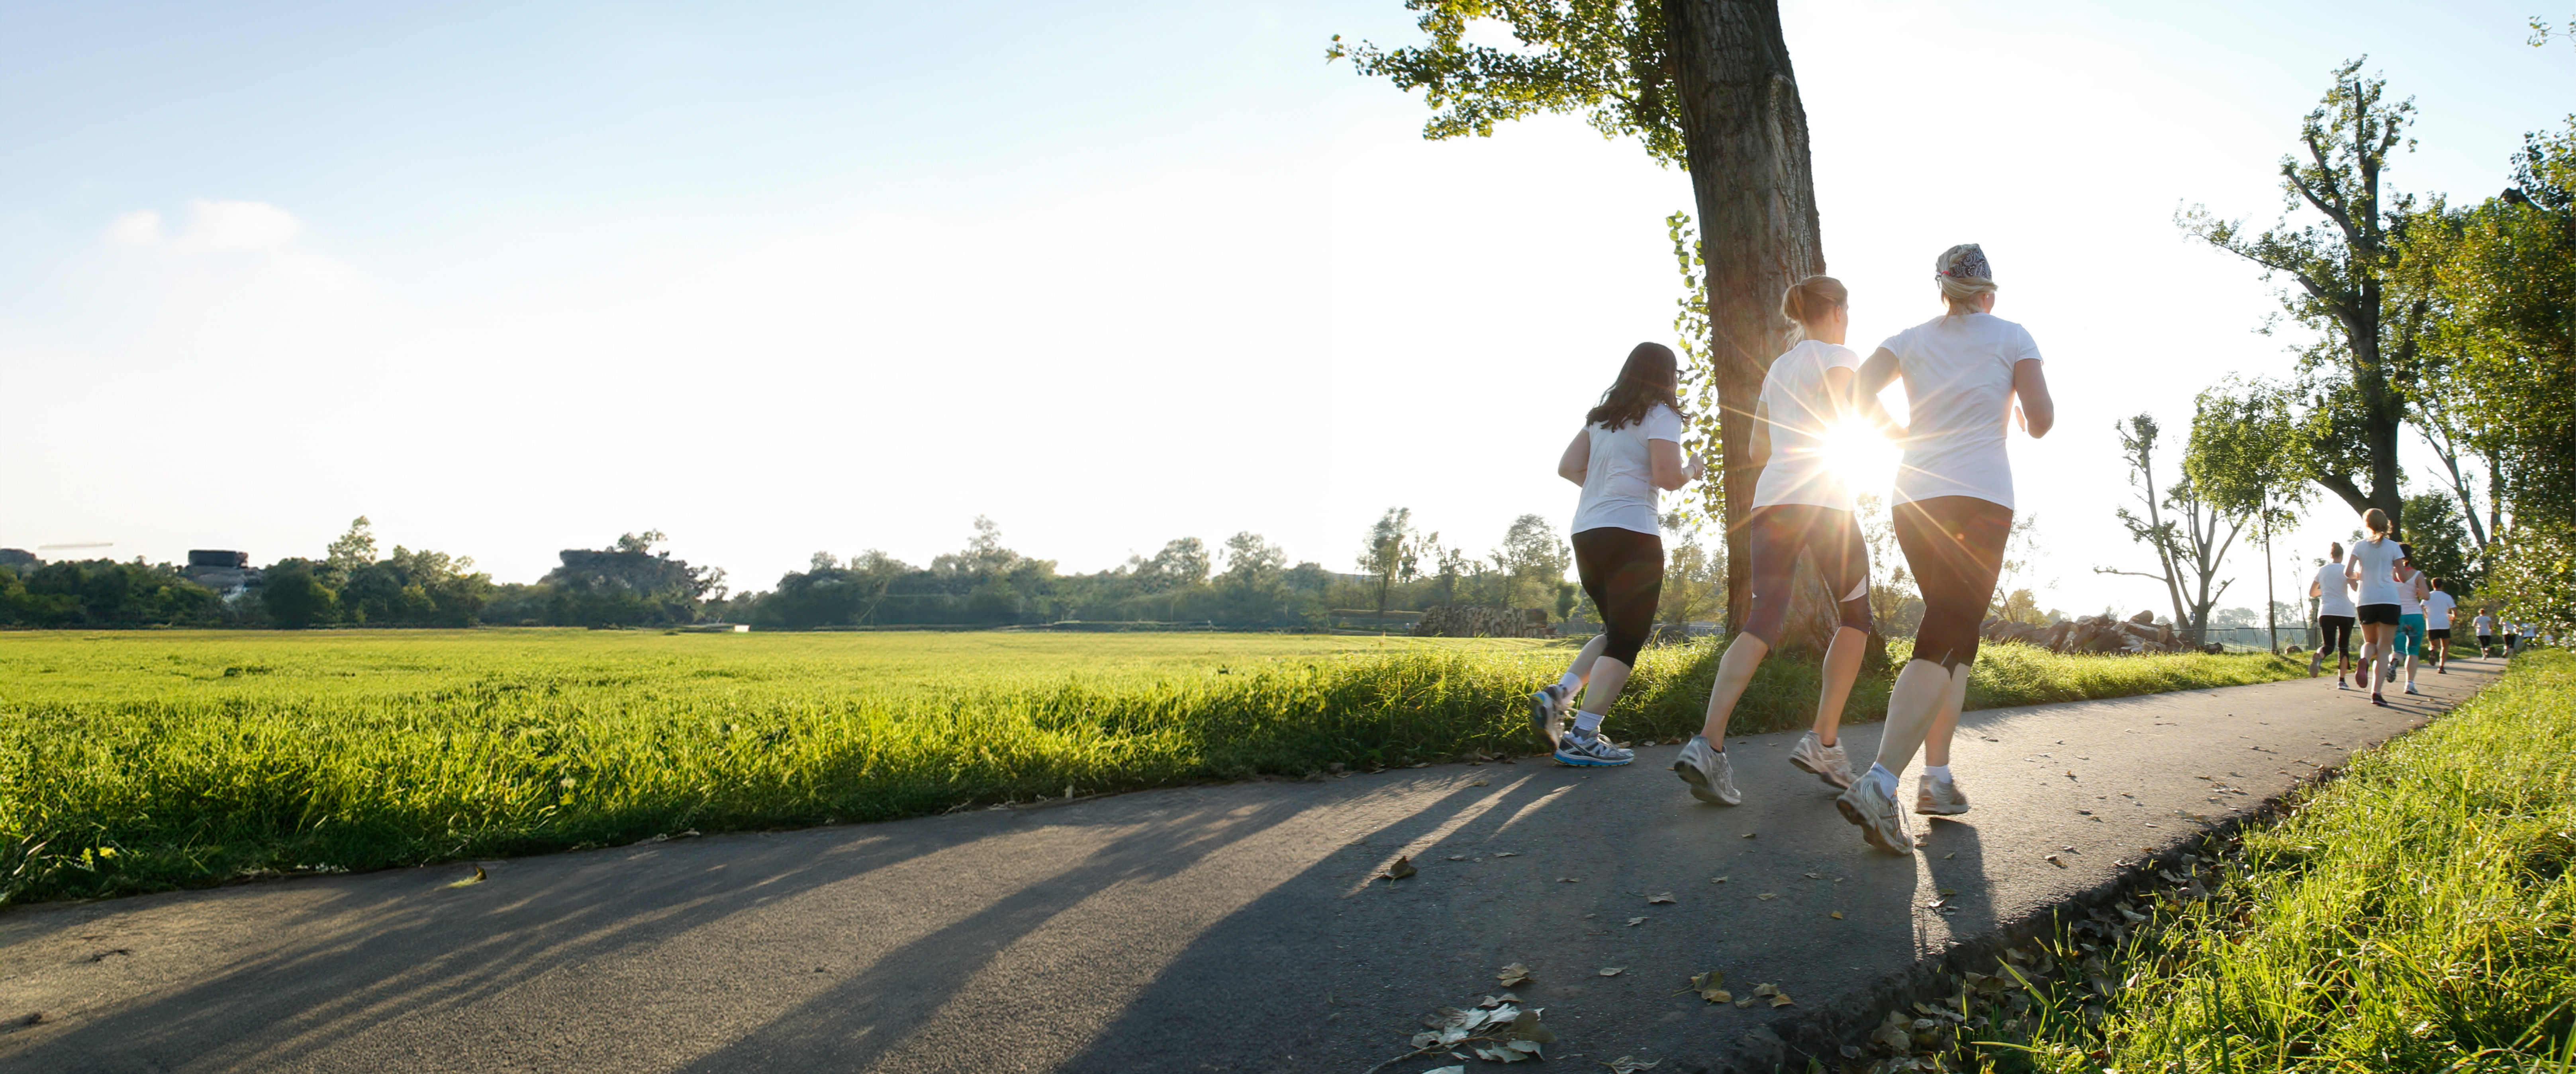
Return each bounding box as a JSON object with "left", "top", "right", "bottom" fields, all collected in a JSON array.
[
  {"left": 0, "top": 630, "right": 2301, "bottom": 905},
  {"left": 1962, "top": 649, "right": 2576, "bottom": 1073}
]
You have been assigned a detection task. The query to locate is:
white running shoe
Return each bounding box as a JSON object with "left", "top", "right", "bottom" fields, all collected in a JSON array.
[
  {"left": 1528, "top": 684, "right": 1569, "bottom": 749},
  {"left": 1671, "top": 734, "right": 1741, "bottom": 805},
  {"left": 2335, "top": 678, "right": 2351, "bottom": 690},
  {"left": 1787, "top": 731, "right": 1855, "bottom": 789},
  {"left": 1836, "top": 775, "right": 1912, "bottom": 855},
  {"left": 1553, "top": 730, "right": 1634, "bottom": 767},
  {"left": 2404, "top": 682, "right": 2421, "bottom": 695},
  {"left": 1915, "top": 775, "right": 1971, "bottom": 816}
]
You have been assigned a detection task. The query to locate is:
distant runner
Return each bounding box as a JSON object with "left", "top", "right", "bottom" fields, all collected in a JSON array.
[
  {"left": 2503, "top": 612, "right": 2522, "bottom": 655},
  {"left": 2393, "top": 544, "right": 2427, "bottom": 696},
  {"left": 1673, "top": 276, "right": 1876, "bottom": 806},
  {"left": 2309, "top": 542, "right": 2357, "bottom": 689},
  {"left": 2474, "top": 608, "right": 2498, "bottom": 658},
  {"left": 2347, "top": 510, "right": 2404, "bottom": 708},
  {"left": 1532, "top": 342, "right": 1704, "bottom": 767},
  {"left": 1836, "top": 243, "right": 2054, "bottom": 854},
  {"left": 2423, "top": 577, "right": 2456, "bottom": 674}
]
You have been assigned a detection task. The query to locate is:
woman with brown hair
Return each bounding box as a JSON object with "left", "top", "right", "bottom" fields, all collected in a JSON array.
[
  {"left": 1835, "top": 243, "right": 2055, "bottom": 854},
  {"left": 1671, "top": 275, "right": 1877, "bottom": 806},
  {"left": 1531, "top": 342, "right": 1704, "bottom": 766},
  {"left": 2346, "top": 508, "right": 2405, "bottom": 707}
]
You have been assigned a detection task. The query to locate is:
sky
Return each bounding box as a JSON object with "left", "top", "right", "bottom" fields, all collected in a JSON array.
[{"left": 2, "top": 1, "right": 2568, "bottom": 620}]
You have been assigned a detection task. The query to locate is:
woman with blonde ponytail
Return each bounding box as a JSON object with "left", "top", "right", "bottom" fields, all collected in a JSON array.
[
  {"left": 1672, "top": 276, "right": 1881, "bottom": 806},
  {"left": 2346, "top": 508, "right": 2405, "bottom": 707},
  {"left": 1835, "top": 243, "right": 2055, "bottom": 855}
]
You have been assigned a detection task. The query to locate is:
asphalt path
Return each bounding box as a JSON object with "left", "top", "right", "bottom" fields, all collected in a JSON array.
[{"left": 0, "top": 655, "right": 2504, "bottom": 1073}]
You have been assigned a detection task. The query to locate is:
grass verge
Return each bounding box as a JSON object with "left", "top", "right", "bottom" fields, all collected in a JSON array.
[
  {"left": 0, "top": 632, "right": 2300, "bottom": 906},
  {"left": 1881, "top": 649, "right": 2575, "bottom": 1074}
]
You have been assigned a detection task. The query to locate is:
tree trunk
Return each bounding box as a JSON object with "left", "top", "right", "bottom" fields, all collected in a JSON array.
[{"left": 1665, "top": 0, "right": 1823, "bottom": 633}]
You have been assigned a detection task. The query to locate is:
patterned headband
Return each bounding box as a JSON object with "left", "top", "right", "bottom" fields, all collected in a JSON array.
[{"left": 1938, "top": 244, "right": 1991, "bottom": 282}]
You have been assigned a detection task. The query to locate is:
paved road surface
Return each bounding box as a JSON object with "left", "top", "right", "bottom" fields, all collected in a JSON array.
[{"left": 0, "top": 657, "right": 2504, "bottom": 1073}]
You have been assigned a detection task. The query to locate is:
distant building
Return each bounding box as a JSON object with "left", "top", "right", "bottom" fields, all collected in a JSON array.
[{"left": 183, "top": 550, "right": 262, "bottom": 600}]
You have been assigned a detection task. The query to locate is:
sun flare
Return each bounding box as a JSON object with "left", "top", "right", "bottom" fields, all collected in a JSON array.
[{"left": 1822, "top": 419, "right": 1902, "bottom": 494}]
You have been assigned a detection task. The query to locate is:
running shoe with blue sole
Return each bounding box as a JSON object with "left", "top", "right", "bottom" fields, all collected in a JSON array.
[{"left": 1553, "top": 731, "right": 1634, "bottom": 767}]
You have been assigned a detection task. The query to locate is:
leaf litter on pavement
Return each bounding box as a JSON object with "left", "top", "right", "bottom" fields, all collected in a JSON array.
[{"left": 1376, "top": 989, "right": 1557, "bottom": 1070}]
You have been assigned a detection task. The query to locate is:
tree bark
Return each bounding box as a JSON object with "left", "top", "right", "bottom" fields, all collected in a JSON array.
[{"left": 1664, "top": 0, "right": 1824, "bottom": 632}]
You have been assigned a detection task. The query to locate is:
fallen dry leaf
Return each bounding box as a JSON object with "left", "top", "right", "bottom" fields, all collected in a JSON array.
[
  {"left": 1600, "top": 1056, "right": 1659, "bottom": 1073},
  {"left": 1734, "top": 996, "right": 1755, "bottom": 1008},
  {"left": 1469, "top": 779, "right": 1489, "bottom": 787},
  {"left": 1626, "top": 916, "right": 1647, "bottom": 926},
  {"left": 1740, "top": 832, "right": 1757, "bottom": 839},
  {"left": 1757, "top": 893, "right": 1777, "bottom": 901},
  {"left": 1710, "top": 876, "right": 1729, "bottom": 883},
  {"left": 1769, "top": 992, "right": 1795, "bottom": 1007},
  {"left": 1830, "top": 910, "right": 1844, "bottom": 919},
  {"left": 1494, "top": 851, "right": 1520, "bottom": 857},
  {"left": 1497, "top": 962, "right": 1533, "bottom": 987},
  {"left": 1597, "top": 966, "right": 1626, "bottom": 977},
  {"left": 447, "top": 864, "right": 486, "bottom": 888},
  {"left": 1382, "top": 856, "right": 1417, "bottom": 881},
  {"left": 1558, "top": 876, "right": 1579, "bottom": 883},
  {"left": 1647, "top": 892, "right": 1675, "bottom": 904},
  {"left": 1804, "top": 872, "right": 1821, "bottom": 879},
  {"left": 2045, "top": 854, "right": 2067, "bottom": 868},
  {"left": 1937, "top": 887, "right": 1958, "bottom": 896},
  {"left": 1685, "top": 970, "right": 1729, "bottom": 1003}
]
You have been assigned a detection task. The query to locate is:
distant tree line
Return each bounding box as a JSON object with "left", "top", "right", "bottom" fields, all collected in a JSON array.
[{"left": 1, "top": 511, "right": 1602, "bottom": 631}]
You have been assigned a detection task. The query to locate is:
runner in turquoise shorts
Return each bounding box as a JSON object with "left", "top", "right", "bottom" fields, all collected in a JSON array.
[{"left": 2392, "top": 543, "right": 2429, "bottom": 696}]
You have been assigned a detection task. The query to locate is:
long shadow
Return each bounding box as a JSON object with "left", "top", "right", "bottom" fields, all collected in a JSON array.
[{"left": 1, "top": 781, "right": 1391, "bottom": 1074}]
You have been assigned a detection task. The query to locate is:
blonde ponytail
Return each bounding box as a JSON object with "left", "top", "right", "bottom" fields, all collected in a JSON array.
[{"left": 1780, "top": 275, "right": 1848, "bottom": 341}]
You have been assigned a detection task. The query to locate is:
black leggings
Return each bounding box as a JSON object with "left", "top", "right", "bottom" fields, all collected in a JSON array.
[
  {"left": 1892, "top": 496, "right": 2014, "bottom": 671},
  {"left": 1740, "top": 504, "right": 1873, "bottom": 646},
  {"left": 2317, "top": 615, "right": 2354, "bottom": 657},
  {"left": 1573, "top": 527, "right": 1663, "bottom": 665}
]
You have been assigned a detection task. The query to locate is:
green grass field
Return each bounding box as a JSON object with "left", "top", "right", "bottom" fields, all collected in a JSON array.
[
  {"left": 1959, "top": 649, "right": 2576, "bottom": 1073},
  {"left": 0, "top": 628, "right": 2303, "bottom": 905}
]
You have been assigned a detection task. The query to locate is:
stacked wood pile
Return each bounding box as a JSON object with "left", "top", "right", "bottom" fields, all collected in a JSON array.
[
  {"left": 1980, "top": 610, "right": 2225, "bottom": 655},
  {"left": 1414, "top": 606, "right": 1555, "bottom": 639}
]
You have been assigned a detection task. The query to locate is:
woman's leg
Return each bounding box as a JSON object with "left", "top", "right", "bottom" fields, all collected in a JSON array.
[
  {"left": 1810, "top": 509, "right": 1877, "bottom": 746},
  {"left": 1849, "top": 497, "right": 2008, "bottom": 847},
  {"left": 1697, "top": 505, "right": 1799, "bottom": 743},
  {"left": 1562, "top": 633, "right": 1610, "bottom": 699}
]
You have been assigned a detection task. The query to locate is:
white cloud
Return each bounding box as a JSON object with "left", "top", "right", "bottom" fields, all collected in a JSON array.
[{"left": 97, "top": 198, "right": 358, "bottom": 298}]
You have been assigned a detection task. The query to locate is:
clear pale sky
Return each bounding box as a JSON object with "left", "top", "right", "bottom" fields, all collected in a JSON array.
[{"left": 2, "top": 2, "right": 2566, "bottom": 618}]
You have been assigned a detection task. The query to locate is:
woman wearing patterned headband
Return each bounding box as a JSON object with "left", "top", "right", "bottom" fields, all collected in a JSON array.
[{"left": 1834, "top": 243, "right": 2055, "bottom": 855}]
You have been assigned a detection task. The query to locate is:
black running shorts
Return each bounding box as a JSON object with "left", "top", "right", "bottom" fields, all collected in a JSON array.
[
  {"left": 2317, "top": 614, "right": 2353, "bottom": 657},
  {"left": 1739, "top": 504, "right": 1873, "bottom": 647},
  {"left": 2357, "top": 603, "right": 2402, "bottom": 626},
  {"left": 1892, "top": 495, "right": 2014, "bottom": 671},
  {"left": 1572, "top": 526, "right": 1663, "bottom": 666},
  {"left": 2427, "top": 628, "right": 2451, "bottom": 640}
]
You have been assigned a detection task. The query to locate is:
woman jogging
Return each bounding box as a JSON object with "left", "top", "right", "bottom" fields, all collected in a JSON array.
[
  {"left": 1834, "top": 244, "right": 2054, "bottom": 854},
  {"left": 2393, "top": 545, "right": 2428, "bottom": 696},
  {"left": 2310, "top": 542, "right": 2358, "bottom": 688},
  {"left": 2346, "top": 509, "right": 2405, "bottom": 707},
  {"left": 2423, "top": 577, "right": 2456, "bottom": 673},
  {"left": 2474, "top": 608, "right": 2498, "bottom": 658},
  {"left": 1530, "top": 342, "right": 1704, "bottom": 766},
  {"left": 1671, "top": 276, "right": 1877, "bottom": 806}
]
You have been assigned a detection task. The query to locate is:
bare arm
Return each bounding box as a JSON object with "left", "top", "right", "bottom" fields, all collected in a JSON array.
[
  {"left": 1557, "top": 428, "right": 1590, "bottom": 486},
  {"left": 1851, "top": 349, "right": 1906, "bottom": 440},
  {"left": 2013, "top": 359, "right": 2054, "bottom": 439},
  {"left": 1649, "top": 439, "right": 1702, "bottom": 491}
]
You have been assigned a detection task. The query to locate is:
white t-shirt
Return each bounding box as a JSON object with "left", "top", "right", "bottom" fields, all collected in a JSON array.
[
  {"left": 2474, "top": 613, "right": 2495, "bottom": 635},
  {"left": 2314, "top": 562, "right": 2356, "bottom": 617},
  {"left": 1750, "top": 340, "right": 1864, "bottom": 512},
  {"left": 2424, "top": 590, "right": 2456, "bottom": 630},
  {"left": 1878, "top": 312, "right": 2042, "bottom": 509},
  {"left": 1571, "top": 403, "right": 1685, "bottom": 537},
  {"left": 2349, "top": 537, "right": 2403, "bottom": 606},
  {"left": 2396, "top": 569, "right": 2424, "bottom": 616}
]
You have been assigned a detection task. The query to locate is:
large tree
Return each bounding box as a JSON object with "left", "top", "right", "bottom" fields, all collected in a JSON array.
[
  {"left": 2185, "top": 377, "right": 2312, "bottom": 650},
  {"left": 2180, "top": 60, "right": 2428, "bottom": 534},
  {"left": 1331, "top": 0, "right": 1823, "bottom": 628}
]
